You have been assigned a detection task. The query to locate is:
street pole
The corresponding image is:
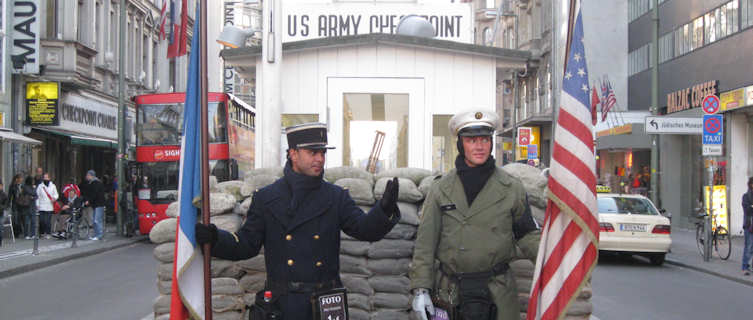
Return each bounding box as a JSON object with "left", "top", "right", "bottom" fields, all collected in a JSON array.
[
  {"left": 260, "top": 0, "right": 282, "bottom": 167},
  {"left": 199, "top": 1, "right": 213, "bottom": 318},
  {"left": 116, "top": 0, "right": 127, "bottom": 236},
  {"left": 650, "top": 0, "right": 660, "bottom": 206},
  {"left": 705, "top": 161, "right": 713, "bottom": 261}
]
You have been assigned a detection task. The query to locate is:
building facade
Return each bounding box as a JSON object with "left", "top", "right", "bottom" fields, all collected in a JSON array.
[
  {"left": 628, "top": 0, "right": 753, "bottom": 234},
  {"left": 2, "top": 0, "right": 207, "bottom": 188}
]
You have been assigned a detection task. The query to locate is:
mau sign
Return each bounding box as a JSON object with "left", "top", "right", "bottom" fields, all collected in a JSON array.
[{"left": 12, "top": 0, "right": 40, "bottom": 74}]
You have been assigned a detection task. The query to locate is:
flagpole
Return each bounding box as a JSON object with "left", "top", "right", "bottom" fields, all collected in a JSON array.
[{"left": 198, "top": 0, "right": 213, "bottom": 318}]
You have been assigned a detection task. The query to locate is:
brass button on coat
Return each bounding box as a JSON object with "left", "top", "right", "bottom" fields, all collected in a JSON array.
[
  {"left": 316, "top": 261, "right": 323, "bottom": 267},
  {"left": 287, "top": 259, "right": 294, "bottom": 266},
  {"left": 313, "top": 234, "right": 320, "bottom": 240},
  {"left": 285, "top": 234, "right": 292, "bottom": 241}
]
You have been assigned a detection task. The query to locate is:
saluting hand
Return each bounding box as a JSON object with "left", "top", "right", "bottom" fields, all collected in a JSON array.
[
  {"left": 380, "top": 177, "right": 400, "bottom": 212},
  {"left": 195, "top": 223, "right": 218, "bottom": 247}
]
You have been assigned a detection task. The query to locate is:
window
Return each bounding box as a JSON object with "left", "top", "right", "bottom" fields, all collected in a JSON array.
[
  {"left": 629, "top": 44, "right": 650, "bottom": 75},
  {"left": 0, "top": 0, "right": 5, "bottom": 93},
  {"left": 743, "top": 0, "right": 753, "bottom": 29},
  {"left": 704, "top": 9, "right": 717, "bottom": 44},
  {"left": 727, "top": 0, "right": 739, "bottom": 35},
  {"left": 432, "top": 115, "right": 457, "bottom": 173},
  {"left": 597, "top": 196, "right": 659, "bottom": 215},
  {"left": 342, "top": 93, "right": 409, "bottom": 171},
  {"left": 692, "top": 17, "right": 703, "bottom": 51},
  {"left": 658, "top": 32, "right": 673, "bottom": 63},
  {"left": 483, "top": 27, "right": 493, "bottom": 46},
  {"left": 46, "top": 0, "right": 58, "bottom": 39}
]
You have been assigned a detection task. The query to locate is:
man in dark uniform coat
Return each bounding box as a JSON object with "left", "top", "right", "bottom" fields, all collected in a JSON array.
[{"left": 196, "top": 122, "right": 401, "bottom": 320}]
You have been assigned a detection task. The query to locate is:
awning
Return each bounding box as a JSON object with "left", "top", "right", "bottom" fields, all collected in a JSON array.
[
  {"left": 0, "top": 130, "right": 42, "bottom": 145},
  {"left": 32, "top": 127, "right": 118, "bottom": 149},
  {"left": 70, "top": 135, "right": 118, "bottom": 149}
]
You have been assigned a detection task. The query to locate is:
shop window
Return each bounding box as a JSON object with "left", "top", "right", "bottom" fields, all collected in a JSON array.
[
  {"left": 343, "top": 93, "right": 408, "bottom": 172},
  {"left": 432, "top": 115, "right": 457, "bottom": 173}
]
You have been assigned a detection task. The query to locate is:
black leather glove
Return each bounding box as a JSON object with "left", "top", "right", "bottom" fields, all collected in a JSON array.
[
  {"left": 195, "top": 223, "right": 218, "bottom": 247},
  {"left": 380, "top": 177, "right": 399, "bottom": 212}
]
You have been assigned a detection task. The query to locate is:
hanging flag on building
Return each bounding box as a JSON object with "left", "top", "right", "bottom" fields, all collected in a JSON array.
[
  {"left": 601, "top": 78, "right": 617, "bottom": 122},
  {"left": 590, "top": 86, "right": 600, "bottom": 126},
  {"left": 527, "top": 1, "right": 599, "bottom": 319},
  {"left": 158, "top": 0, "right": 168, "bottom": 40},
  {"left": 170, "top": 3, "right": 205, "bottom": 319},
  {"left": 167, "top": 0, "right": 188, "bottom": 58}
]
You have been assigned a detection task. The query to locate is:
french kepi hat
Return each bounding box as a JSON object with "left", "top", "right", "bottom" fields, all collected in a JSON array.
[
  {"left": 285, "top": 122, "right": 335, "bottom": 150},
  {"left": 448, "top": 110, "right": 499, "bottom": 137}
]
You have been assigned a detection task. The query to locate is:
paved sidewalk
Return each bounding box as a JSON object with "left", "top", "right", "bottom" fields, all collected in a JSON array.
[
  {"left": 665, "top": 227, "right": 752, "bottom": 287},
  {"left": 0, "top": 225, "right": 147, "bottom": 279}
]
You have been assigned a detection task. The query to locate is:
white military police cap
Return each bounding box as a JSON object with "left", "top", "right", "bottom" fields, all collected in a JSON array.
[{"left": 448, "top": 110, "right": 499, "bottom": 136}]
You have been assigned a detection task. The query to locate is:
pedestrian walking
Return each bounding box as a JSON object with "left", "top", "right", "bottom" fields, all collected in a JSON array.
[
  {"left": 20, "top": 176, "right": 37, "bottom": 239},
  {"left": 741, "top": 177, "right": 753, "bottom": 276},
  {"left": 33, "top": 167, "right": 43, "bottom": 187},
  {"left": 36, "top": 173, "right": 58, "bottom": 239},
  {"left": 81, "top": 170, "right": 106, "bottom": 240},
  {"left": 195, "top": 122, "right": 401, "bottom": 320},
  {"left": 409, "top": 111, "right": 541, "bottom": 320},
  {"left": 7, "top": 174, "right": 24, "bottom": 238}
]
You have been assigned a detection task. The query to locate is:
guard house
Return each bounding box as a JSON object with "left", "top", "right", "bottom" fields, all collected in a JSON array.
[{"left": 221, "top": 33, "right": 531, "bottom": 172}]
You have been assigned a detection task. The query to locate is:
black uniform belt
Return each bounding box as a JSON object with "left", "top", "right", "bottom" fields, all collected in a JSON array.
[
  {"left": 266, "top": 279, "right": 340, "bottom": 294},
  {"left": 440, "top": 261, "right": 510, "bottom": 282}
]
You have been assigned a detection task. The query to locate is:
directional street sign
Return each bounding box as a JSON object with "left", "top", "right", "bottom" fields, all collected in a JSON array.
[
  {"left": 702, "top": 114, "right": 723, "bottom": 144},
  {"left": 703, "top": 145, "right": 722, "bottom": 156},
  {"left": 644, "top": 116, "right": 702, "bottom": 134},
  {"left": 702, "top": 95, "right": 720, "bottom": 115}
]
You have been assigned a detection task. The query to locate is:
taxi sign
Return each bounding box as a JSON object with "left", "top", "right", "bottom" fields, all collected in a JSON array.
[{"left": 596, "top": 185, "right": 612, "bottom": 193}]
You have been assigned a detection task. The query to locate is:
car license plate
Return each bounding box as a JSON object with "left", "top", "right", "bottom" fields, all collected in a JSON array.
[{"left": 620, "top": 223, "right": 646, "bottom": 232}]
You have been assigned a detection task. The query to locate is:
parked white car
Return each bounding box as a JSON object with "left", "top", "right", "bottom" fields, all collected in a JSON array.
[{"left": 597, "top": 193, "right": 672, "bottom": 265}]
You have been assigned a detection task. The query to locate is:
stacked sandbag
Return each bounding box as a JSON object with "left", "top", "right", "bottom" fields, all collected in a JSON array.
[
  {"left": 501, "top": 164, "right": 593, "bottom": 319},
  {"left": 149, "top": 189, "right": 248, "bottom": 320},
  {"left": 150, "top": 166, "right": 593, "bottom": 320}
]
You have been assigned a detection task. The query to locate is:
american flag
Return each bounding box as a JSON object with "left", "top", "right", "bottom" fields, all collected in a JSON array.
[
  {"left": 527, "top": 2, "right": 599, "bottom": 320},
  {"left": 601, "top": 78, "right": 617, "bottom": 122}
]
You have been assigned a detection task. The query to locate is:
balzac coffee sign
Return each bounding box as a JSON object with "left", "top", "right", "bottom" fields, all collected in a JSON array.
[{"left": 666, "top": 80, "right": 718, "bottom": 114}]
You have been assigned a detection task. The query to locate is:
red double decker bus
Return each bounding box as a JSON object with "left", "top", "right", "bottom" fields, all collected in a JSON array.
[{"left": 133, "top": 92, "right": 255, "bottom": 234}]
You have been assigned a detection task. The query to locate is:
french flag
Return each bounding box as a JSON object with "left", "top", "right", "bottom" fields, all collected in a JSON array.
[
  {"left": 169, "top": 3, "right": 205, "bottom": 318},
  {"left": 167, "top": 0, "right": 188, "bottom": 58}
]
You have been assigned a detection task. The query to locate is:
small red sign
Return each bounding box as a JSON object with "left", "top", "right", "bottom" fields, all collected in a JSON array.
[
  {"left": 518, "top": 127, "right": 532, "bottom": 146},
  {"left": 702, "top": 95, "right": 720, "bottom": 114}
]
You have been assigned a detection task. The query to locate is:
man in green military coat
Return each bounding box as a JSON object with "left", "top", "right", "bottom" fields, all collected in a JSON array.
[{"left": 410, "top": 110, "right": 541, "bottom": 320}]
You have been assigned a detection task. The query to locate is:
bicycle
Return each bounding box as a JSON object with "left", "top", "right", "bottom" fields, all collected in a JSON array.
[
  {"left": 64, "top": 206, "right": 91, "bottom": 240},
  {"left": 695, "top": 208, "right": 731, "bottom": 260}
]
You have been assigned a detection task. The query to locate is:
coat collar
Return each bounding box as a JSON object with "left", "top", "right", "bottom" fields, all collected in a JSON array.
[
  {"left": 438, "top": 167, "right": 513, "bottom": 220},
  {"left": 265, "top": 180, "right": 333, "bottom": 232}
]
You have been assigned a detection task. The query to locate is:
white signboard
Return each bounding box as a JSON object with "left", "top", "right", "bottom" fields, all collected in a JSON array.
[
  {"left": 745, "top": 85, "right": 753, "bottom": 107},
  {"left": 702, "top": 145, "right": 722, "bottom": 156},
  {"left": 51, "top": 93, "right": 118, "bottom": 140},
  {"left": 644, "top": 116, "right": 702, "bottom": 134},
  {"left": 11, "top": 0, "right": 40, "bottom": 74},
  {"left": 282, "top": 3, "right": 473, "bottom": 43}
]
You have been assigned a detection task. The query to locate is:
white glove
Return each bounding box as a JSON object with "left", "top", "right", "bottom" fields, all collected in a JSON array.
[{"left": 411, "top": 288, "right": 435, "bottom": 320}]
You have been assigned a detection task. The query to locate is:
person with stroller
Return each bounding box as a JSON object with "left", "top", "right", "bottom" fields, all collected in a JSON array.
[{"left": 52, "top": 179, "right": 82, "bottom": 239}]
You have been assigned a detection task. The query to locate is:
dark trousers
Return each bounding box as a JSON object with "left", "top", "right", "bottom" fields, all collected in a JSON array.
[{"left": 39, "top": 211, "right": 52, "bottom": 235}]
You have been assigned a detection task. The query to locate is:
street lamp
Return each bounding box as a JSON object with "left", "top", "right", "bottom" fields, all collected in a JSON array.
[
  {"left": 395, "top": 15, "right": 436, "bottom": 38},
  {"left": 216, "top": 26, "right": 258, "bottom": 48}
]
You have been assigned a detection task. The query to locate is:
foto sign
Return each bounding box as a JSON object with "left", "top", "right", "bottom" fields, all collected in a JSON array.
[
  {"left": 518, "top": 127, "right": 532, "bottom": 146},
  {"left": 702, "top": 114, "right": 723, "bottom": 145},
  {"left": 644, "top": 116, "right": 702, "bottom": 134},
  {"left": 282, "top": 3, "right": 473, "bottom": 43}
]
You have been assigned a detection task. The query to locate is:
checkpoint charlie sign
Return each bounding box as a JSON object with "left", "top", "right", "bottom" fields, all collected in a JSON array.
[{"left": 283, "top": 3, "right": 473, "bottom": 43}]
